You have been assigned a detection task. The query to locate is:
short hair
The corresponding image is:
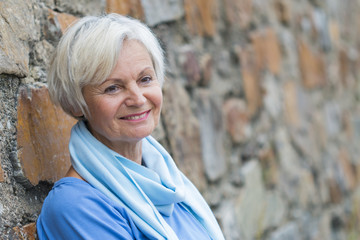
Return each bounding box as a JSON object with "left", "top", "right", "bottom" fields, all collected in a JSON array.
[{"left": 47, "top": 13, "right": 165, "bottom": 118}]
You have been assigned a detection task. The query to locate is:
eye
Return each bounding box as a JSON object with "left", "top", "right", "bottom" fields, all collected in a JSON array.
[
  {"left": 104, "top": 85, "right": 120, "bottom": 94},
  {"left": 140, "top": 76, "right": 152, "bottom": 84}
]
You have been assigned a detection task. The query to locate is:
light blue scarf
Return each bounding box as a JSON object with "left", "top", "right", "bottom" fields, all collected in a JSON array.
[{"left": 69, "top": 121, "right": 224, "bottom": 240}]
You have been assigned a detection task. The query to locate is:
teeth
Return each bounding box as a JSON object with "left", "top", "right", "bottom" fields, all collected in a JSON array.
[{"left": 124, "top": 112, "right": 147, "bottom": 120}]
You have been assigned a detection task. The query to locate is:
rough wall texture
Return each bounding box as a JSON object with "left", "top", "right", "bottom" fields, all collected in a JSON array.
[{"left": 1, "top": 0, "right": 360, "bottom": 239}]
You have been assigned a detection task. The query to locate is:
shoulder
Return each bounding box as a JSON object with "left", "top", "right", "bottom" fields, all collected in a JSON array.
[
  {"left": 42, "top": 177, "right": 112, "bottom": 209},
  {"left": 40, "top": 177, "right": 116, "bottom": 217},
  {"left": 37, "top": 177, "right": 143, "bottom": 240}
]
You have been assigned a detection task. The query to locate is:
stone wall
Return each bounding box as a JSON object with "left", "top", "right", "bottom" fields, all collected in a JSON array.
[{"left": 1, "top": 0, "right": 360, "bottom": 239}]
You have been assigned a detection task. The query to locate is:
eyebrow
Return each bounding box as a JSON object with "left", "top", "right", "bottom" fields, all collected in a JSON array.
[{"left": 102, "top": 66, "right": 154, "bottom": 85}]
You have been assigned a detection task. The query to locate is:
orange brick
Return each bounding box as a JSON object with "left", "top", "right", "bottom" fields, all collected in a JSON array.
[
  {"left": 236, "top": 46, "right": 263, "bottom": 117},
  {"left": 329, "top": 20, "right": 340, "bottom": 47},
  {"left": 0, "top": 162, "right": 4, "bottom": 182},
  {"left": 17, "top": 86, "right": 76, "bottom": 186},
  {"left": 106, "top": 0, "right": 144, "bottom": 20},
  {"left": 328, "top": 178, "right": 342, "bottom": 204},
  {"left": 297, "top": 39, "right": 326, "bottom": 89},
  {"left": 343, "top": 111, "right": 352, "bottom": 140},
  {"left": 283, "top": 81, "right": 300, "bottom": 127},
  {"left": 338, "top": 148, "right": 356, "bottom": 191},
  {"left": 339, "top": 49, "right": 349, "bottom": 86},
  {"left": 48, "top": 9, "right": 78, "bottom": 33},
  {"left": 12, "top": 222, "right": 36, "bottom": 240},
  {"left": 274, "top": 0, "right": 291, "bottom": 25},
  {"left": 184, "top": 0, "right": 216, "bottom": 36},
  {"left": 224, "top": 0, "right": 253, "bottom": 29},
  {"left": 223, "top": 98, "right": 249, "bottom": 143},
  {"left": 251, "top": 28, "right": 282, "bottom": 75}
]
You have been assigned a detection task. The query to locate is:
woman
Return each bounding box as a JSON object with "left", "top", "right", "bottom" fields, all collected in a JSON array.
[{"left": 36, "top": 14, "right": 225, "bottom": 240}]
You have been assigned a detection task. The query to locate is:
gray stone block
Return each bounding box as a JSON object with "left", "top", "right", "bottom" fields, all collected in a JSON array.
[{"left": 141, "top": 0, "right": 184, "bottom": 26}]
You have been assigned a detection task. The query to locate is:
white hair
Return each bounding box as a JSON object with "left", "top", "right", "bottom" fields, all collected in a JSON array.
[{"left": 47, "top": 13, "right": 165, "bottom": 118}]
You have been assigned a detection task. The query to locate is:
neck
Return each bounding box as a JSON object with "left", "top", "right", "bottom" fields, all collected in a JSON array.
[
  {"left": 108, "top": 140, "right": 143, "bottom": 164},
  {"left": 84, "top": 121, "right": 143, "bottom": 164}
]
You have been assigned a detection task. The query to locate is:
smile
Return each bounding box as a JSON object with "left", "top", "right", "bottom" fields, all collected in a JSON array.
[{"left": 121, "top": 110, "right": 150, "bottom": 121}]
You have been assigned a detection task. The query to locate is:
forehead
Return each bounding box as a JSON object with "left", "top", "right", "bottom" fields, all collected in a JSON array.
[
  {"left": 119, "top": 40, "right": 152, "bottom": 61},
  {"left": 106, "top": 40, "right": 154, "bottom": 79}
]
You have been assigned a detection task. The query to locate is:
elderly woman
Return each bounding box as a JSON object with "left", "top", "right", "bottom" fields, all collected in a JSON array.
[{"left": 36, "top": 14, "right": 224, "bottom": 240}]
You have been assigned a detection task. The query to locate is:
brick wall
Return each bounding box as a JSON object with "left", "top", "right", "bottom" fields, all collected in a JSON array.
[{"left": 1, "top": 0, "right": 360, "bottom": 239}]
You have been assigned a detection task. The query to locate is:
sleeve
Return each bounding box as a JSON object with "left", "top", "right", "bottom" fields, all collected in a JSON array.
[{"left": 36, "top": 181, "right": 143, "bottom": 240}]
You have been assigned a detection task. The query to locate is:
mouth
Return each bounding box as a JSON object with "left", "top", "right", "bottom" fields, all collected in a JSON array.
[{"left": 120, "top": 110, "right": 151, "bottom": 121}]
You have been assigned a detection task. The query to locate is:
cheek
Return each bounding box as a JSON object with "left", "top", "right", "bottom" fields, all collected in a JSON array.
[{"left": 88, "top": 98, "right": 118, "bottom": 118}]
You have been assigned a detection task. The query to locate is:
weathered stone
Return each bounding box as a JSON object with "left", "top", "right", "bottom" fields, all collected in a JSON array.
[
  {"left": 229, "top": 168, "right": 245, "bottom": 187},
  {"left": 16, "top": 86, "right": 76, "bottom": 186},
  {"left": 12, "top": 222, "right": 36, "bottom": 240},
  {"left": 311, "top": 110, "right": 328, "bottom": 149},
  {"left": 258, "top": 145, "right": 279, "bottom": 187},
  {"left": 200, "top": 54, "right": 213, "bottom": 86},
  {"left": 343, "top": 113, "right": 354, "bottom": 140},
  {"left": 329, "top": 20, "right": 340, "bottom": 48},
  {"left": 279, "top": 28, "right": 301, "bottom": 79},
  {"left": 236, "top": 160, "right": 267, "bottom": 239},
  {"left": 275, "top": 128, "right": 302, "bottom": 201},
  {"left": 324, "top": 101, "right": 341, "bottom": 137},
  {"left": 236, "top": 46, "right": 263, "bottom": 118},
  {"left": 223, "top": 98, "right": 250, "bottom": 143},
  {"left": 263, "top": 190, "right": 286, "bottom": 229},
  {"left": 161, "top": 81, "right": 206, "bottom": 191},
  {"left": 351, "top": 114, "right": 360, "bottom": 144},
  {"left": 223, "top": 0, "right": 253, "bottom": 29},
  {"left": 269, "top": 222, "right": 301, "bottom": 240},
  {"left": 184, "top": 0, "right": 216, "bottom": 36},
  {"left": 216, "top": 50, "right": 232, "bottom": 78},
  {"left": 202, "top": 184, "right": 223, "bottom": 208},
  {"left": 312, "top": 8, "right": 332, "bottom": 51},
  {"left": 0, "top": 202, "right": 3, "bottom": 217},
  {"left": 263, "top": 73, "right": 282, "bottom": 118},
  {"left": 0, "top": 0, "right": 40, "bottom": 41},
  {"left": 55, "top": 0, "right": 105, "bottom": 16},
  {"left": 48, "top": 9, "right": 78, "bottom": 33},
  {"left": 274, "top": 0, "right": 291, "bottom": 25},
  {"left": 141, "top": 0, "right": 184, "bottom": 26},
  {"left": 33, "top": 40, "right": 55, "bottom": 67},
  {"left": 0, "top": 0, "right": 40, "bottom": 77},
  {"left": 339, "top": 49, "right": 349, "bottom": 86},
  {"left": 297, "top": 169, "right": 319, "bottom": 207},
  {"left": 195, "top": 89, "right": 226, "bottom": 181},
  {"left": 328, "top": 178, "right": 342, "bottom": 204},
  {"left": 314, "top": 211, "right": 333, "bottom": 240},
  {"left": 178, "top": 46, "right": 201, "bottom": 87},
  {"left": 217, "top": 200, "right": 241, "bottom": 240},
  {"left": 297, "top": 39, "right": 326, "bottom": 89},
  {"left": 106, "top": 0, "right": 144, "bottom": 21},
  {"left": 338, "top": 148, "right": 356, "bottom": 192},
  {"left": 251, "top": 28, "right": 282, "bottom": 75},
  {"left": 350, "top": 187, "right": 360, "bottom": 231}
]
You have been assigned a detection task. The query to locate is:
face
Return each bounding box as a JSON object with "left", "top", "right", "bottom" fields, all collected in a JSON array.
[{"left": 80, "top": 40, "right": 163, "bottom": 151}]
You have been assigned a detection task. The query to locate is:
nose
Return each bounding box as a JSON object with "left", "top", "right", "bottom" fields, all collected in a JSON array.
[{"left": 124, "top": 85, "right": 146, "bottom": 107}]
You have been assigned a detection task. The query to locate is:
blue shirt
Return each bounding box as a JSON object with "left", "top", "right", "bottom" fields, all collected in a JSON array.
[{"left": 37, "top": 177, "right": 211, "bottom": 240}]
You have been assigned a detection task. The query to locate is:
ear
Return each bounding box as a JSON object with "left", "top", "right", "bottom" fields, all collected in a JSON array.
[{"left": 71, "top": 107, "right": 84, "bottom": 118}]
